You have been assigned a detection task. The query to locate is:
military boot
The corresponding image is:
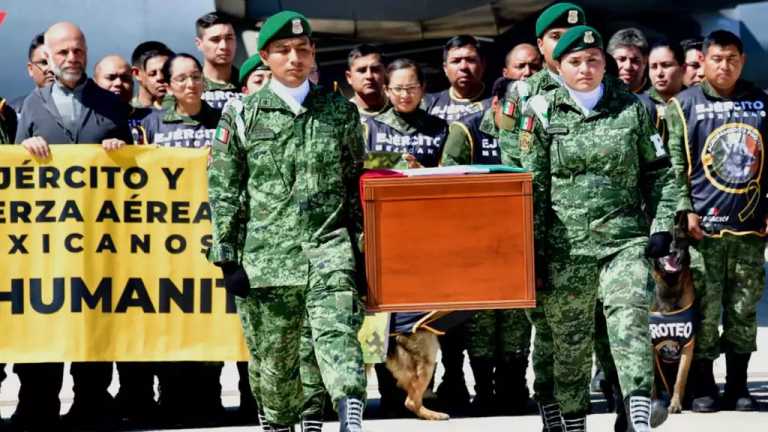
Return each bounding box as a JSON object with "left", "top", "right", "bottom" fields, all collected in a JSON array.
[
  {"left": 611, "top": 385, "right": 626, "bottom": 432},
  {"left": 722, "top": 352, "right": 759, "bottom": 411},
  {"left": 259, "top": 415, "right": 295, "bottom": 432},
  {"left": 301, "top": 415, "right": 323, "bottom": 432},
  {"left": 650, "top": 398, "right": 669, "bottom": 428},
  {"left": 538, "top": 401, "right": 564, "bottom": 432},
  {"left": 691, "top": 359, "right": 720, "bottom": 412},
  {"left": 495, "top": 351, "right": 530, "bottom": 415},
  {"left": 436, "top": 332, "right": 471, "bottom": 414},
  {"left": 469, "top": 356, "right": 495, "bottom": 416},
  {"left": 562, "top": 414, "right": 586, "bottom": 432},
  {"left": 338, "top": 397, "right": 364, "bottom": 432},
  {"left": 625, "top": 393, "right": 652, "bottom": 432}
]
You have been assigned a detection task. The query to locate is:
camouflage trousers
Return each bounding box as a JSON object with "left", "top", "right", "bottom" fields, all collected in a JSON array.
[
  {"left": 692, "top": 234, "right": 765, "bottom": 360},
  {"left": 235, "top": 266, "right": 366, "bottom": 426},
  {"left": 467, "top": 309, "right": 531, "bottom": 359},
  {"left": 546, "top": 245, "right": 654, "bottom": 415},
  {"left": 526, "top": 293, "right": 556, "bottom": 402}
]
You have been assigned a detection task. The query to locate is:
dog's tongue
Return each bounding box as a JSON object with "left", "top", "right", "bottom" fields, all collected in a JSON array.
[{"left": 659, "top": 254, "right": 682, "bottom": 273}]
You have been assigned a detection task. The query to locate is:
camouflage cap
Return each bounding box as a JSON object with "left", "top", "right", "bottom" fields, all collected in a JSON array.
[
  {"left": 258, "top": 10, "right": 312, "bottom": 51},
  {"left": 553, "top": 25, "right": 603, "bottom": 61},
  {"left": 535, "top": 2, "right": 586, "bottom": 38},
  {"left": 239, "top": 54, "right": 269, "bottom": 83}
]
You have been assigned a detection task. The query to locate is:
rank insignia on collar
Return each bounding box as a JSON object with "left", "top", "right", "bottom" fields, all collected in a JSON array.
[
  {"left": 568, "top": 10, "right": 579, "bottom": 24},
  {"left": 292, "top": 18, "right": 303, "bottom": 34},
  {"left": 584, "top": 31, "right": 595, "bottom": 44},
  {"left": 520, "top": 131, "right": 533, "bottom": 152}
]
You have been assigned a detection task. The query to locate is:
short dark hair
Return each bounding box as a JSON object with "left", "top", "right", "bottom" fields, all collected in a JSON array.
[
  {"left": 196, "top": 12, "right": 234, "bottom": 37},
  {"left": 443, "top": 35, "right": 482, "bottom": 62},
  {"left": 649, "top": 39, "right": 685, "bottom": 65},
  {"left": 680, "top": 37, "right": 703, "bottom": 54},
  {"left": 28, "top": 33, "right": 45, "bottom": 60},
  {"left": 162, "top": 53, "right": 203, "bottom": 82},
  {"left": 142, "top": 48, "right": 175, "bottom": 71},
  {"left": 491, "top": 77, "right": 512, "bottom": 100},
  {"left": 347, "top": 44, "right": 383, "bottom": 69},
  {"left": 703, "top": 30, "right": 743, "bottom": 54},
  {"left": 132, "top": 41, "right": 170, "bottom": 67},
  {"left": 386, "top": 58, "right": 424, "bottom": 85}
]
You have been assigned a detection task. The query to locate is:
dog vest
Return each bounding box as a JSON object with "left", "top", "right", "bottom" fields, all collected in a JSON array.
[
  {"left": 650, "top": 305, "right": 696, "bottom": 363},
  {"left": 670, "top": 81, "right": 768, "bottom": 235}
]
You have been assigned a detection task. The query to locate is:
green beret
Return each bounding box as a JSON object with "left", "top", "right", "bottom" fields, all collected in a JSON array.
[
  {"left": 553, "top": 25, "right": 603, "bottom": 61},
  {"left": 535, "top": 3, "right": 586, "bottom": 38},
  {"left": 239, "top": 54, "right": 269, "bottom": 83},
  {"left": 258, "top": 10, "right": 312, "bottom": 51}
]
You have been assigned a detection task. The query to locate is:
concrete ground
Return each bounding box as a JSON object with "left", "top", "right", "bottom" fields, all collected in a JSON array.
[{"left": 2, "top": 285, "right": 767, "bottom": 431}]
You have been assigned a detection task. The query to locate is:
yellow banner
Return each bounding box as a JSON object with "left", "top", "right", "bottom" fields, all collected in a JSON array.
[{"left": 0, "top": 145, "right": 249, "bottom": 362}]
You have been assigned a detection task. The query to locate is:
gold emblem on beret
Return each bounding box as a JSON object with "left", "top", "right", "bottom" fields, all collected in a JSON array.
[
  {"left": 584, "top": 31, "right": 595, "bottom": 44},
  {"left": 292, "top": 18, "right": 303, "bottom": 34},
  {"left": 568, "top": 10, "right": 578, "bottom": 24}
]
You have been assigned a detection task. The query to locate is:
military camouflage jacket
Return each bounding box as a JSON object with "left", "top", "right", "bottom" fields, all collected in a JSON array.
[
  {"left": 498, "top": 69, "right": 563, "bottom": 167},
  {"left": 207, "top": 83, "right": 365, "bottom": 288},
  {"left": 510, "top": 76, "right": 680, "bottom": 265}
]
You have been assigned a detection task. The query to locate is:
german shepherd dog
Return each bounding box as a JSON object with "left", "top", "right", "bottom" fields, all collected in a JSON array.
[
  {"left": 649, "top": 228, "right": 696, "bottom": 414},
  {"left": 380, "top": 311, "right": 472, "bottom": 421}
]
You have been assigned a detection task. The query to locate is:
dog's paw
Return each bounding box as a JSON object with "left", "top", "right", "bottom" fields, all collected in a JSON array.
[
  {"left": 419, "top": 408, "right": 450, "bottom": 421},
  {"left": 669, "top": 397, "right": 683, "bottom": 414}
]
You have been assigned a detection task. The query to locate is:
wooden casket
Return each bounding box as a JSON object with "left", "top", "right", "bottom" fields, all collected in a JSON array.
[{"left": 362, "top": 171, "right": 536, "bottom": 312}]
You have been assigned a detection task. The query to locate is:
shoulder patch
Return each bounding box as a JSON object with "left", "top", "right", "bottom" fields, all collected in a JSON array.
[
  {"left": 215, "top": 127, "right": 230, "bottom": 145},
  {"left": 524, "top": 95, "right": 550, "bottom": 129}
]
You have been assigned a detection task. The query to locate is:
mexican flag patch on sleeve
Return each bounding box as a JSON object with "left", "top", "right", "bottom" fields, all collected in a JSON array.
[{"left": 215, "top": 127, "right": 230, "bottom": 145}]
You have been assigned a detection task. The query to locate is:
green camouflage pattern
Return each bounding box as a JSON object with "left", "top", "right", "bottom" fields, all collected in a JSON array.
[
  {"left": 502, "top": 76, "right": 681, "bottom": 415},
  {"left": 210, "top": 83, "right": 367, "bottom": 425},
  {"left": 525, "top": 295, "right": 556, "bottom": 402},
  {"left": 234, "top": 269, "right": 366, "bottom": 425},
  {"left": 466, "top": 310, "right": 531, "bottom": 358},
  {"left": 693, "top": 235, "right": 765, "bottom": 359},
  {"left": 496, "top": 69, "right": 563, "bottom": 404},
  {"left": 207, "top": 84, "right": 365, "bottom": 287}
]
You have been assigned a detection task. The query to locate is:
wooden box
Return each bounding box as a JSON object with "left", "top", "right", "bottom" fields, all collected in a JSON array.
[{"left": 363, "top": 173, "right": 536, "bottom": 312}]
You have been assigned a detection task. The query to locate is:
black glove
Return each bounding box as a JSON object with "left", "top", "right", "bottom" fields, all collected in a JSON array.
[
  {"left": 645, "top": 232, "right": 673, "bottom": 258},
  {"left": 220, "top": 262, "right": 250, "bottom": 298}
]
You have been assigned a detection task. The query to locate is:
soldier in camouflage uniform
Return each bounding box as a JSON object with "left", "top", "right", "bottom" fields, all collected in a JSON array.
[
  {"left": 195, "top": 12, "right": 242, "bottom": 110},
  {"left": 441, "top": 77, "right": 531, "bottom": 415},
  {"left": 207, "top": 11, "right": 366, "bottom": 432},
  {"left": 496, "top": 3, "right": 586, "bottom": 430},
  {"left": 501, "top": 26, "right": 682, "bottom": 432},
  {"left": 666, "top": 30, "right": 768, "bottom": 413}
]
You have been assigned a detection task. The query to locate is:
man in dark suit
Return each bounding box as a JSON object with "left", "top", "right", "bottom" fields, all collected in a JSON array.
[{"left": 13, "top": 21, "right": 130, "bottom": 431}]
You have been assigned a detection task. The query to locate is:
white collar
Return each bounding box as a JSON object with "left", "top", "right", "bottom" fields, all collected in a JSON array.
[
  {"left": 565, "top": 83, "right": 604, "bottom": 115},
  {"left": 269, "top": 78, "right": 310, "bottom": 115}
]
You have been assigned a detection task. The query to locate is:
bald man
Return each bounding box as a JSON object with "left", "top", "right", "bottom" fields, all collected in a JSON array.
[
  {"left": 14, "top": 21, "right": 130, "bottom": 431},
  {"left": 94, "top": 55, "right": 152, "bottom": 144},
  {"left": 502, "top": 43, "right": 542, "bottom": 80}
]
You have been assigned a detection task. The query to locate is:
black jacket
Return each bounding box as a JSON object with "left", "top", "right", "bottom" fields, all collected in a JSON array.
[{"left": 15, "top": 78, "right": 131, "bottom": 144}]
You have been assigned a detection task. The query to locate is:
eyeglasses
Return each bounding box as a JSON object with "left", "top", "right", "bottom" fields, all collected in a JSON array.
[
  {"left": 388, "top": 84, "right": 422, "bottom": 95},
  {"left": 30, "top": 59, "right": 48, "bottom": 71},
  {"left": 171, "top": 73, "right": 203, "bottom": 84}
]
